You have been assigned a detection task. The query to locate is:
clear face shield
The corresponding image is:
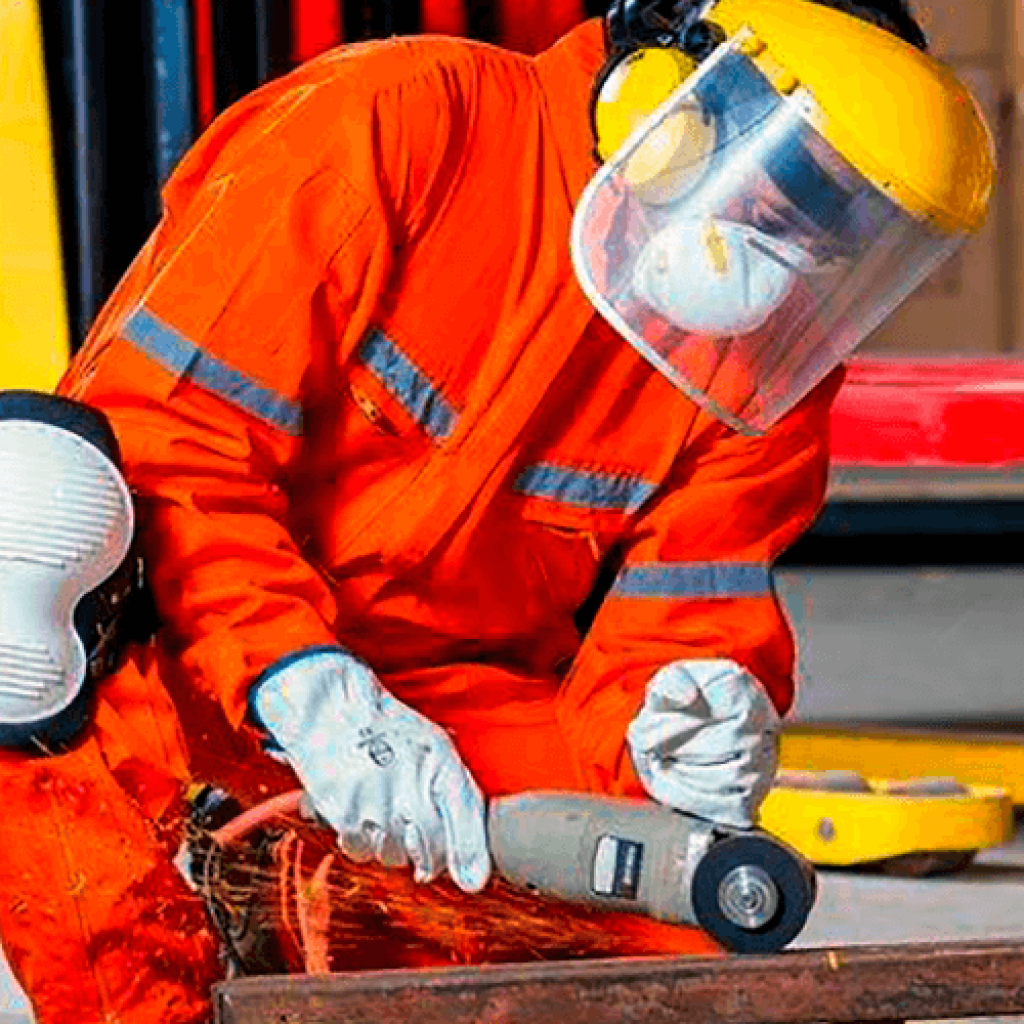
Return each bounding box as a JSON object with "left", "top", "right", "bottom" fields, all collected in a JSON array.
[{"left": 572, "top": 35, "right": 965, "bottom": 434}]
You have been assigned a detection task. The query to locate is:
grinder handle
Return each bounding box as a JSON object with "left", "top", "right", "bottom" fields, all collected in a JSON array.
[{"left": 488, "top": 790, "right": 817, "bottom": 953}]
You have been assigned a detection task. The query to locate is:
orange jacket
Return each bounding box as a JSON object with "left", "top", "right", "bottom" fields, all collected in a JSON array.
[{"left": 61, "top": 20, "right": 842, "bottom": 799}]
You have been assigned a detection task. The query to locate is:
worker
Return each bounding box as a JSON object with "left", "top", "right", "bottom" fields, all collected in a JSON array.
[{"left": 0, "top": 0, "right": 993, "bottom": 1020}]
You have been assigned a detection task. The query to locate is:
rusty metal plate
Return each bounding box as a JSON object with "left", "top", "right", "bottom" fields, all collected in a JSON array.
[{"left": 214, "top": 939, "right": 1024, "bottom": 1024}]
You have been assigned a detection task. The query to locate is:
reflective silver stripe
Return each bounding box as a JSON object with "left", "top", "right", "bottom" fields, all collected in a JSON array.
[
  {"left": 515, "top": 463, "right": 656, "bottom": 514},
  {"left": 612, "top": 563, "right": 774, "bottom": 599},
  {"left": 359, "top": 329, "right": 457, "bottom": 441},
  {"left": 122, "top": 308, "right": 304, "bottom": 435}
]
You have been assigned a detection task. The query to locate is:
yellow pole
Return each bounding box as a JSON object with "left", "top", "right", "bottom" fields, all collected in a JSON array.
[{"left": 0, "top": 0, "right": 71, "bottom": 390}]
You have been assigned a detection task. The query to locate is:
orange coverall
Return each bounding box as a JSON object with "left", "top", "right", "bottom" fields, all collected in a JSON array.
[{"left": 0, "top": 19, "right": 842, "bottom": 1024}]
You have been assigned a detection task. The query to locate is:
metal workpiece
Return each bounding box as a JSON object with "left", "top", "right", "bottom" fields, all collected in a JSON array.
[{"left": 213, "top": 939, "right": 1024, "bottom": 1024}]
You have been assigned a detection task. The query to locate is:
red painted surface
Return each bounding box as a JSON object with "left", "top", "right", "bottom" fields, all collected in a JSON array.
[
  {"left": 291, "top": 0, "right": 344, "bottom": 65},
  {"left": 496, "top": 0, "right": 586, "bottom": 53},
  {"left": 421, "top": 0, "right": 467, "bottom": 36},
  {"left": 192, "top": 0, "right": 216, "bottom": 128},
  {"left": 831, "top": 358, "right": 1024, "bottom": 467}
]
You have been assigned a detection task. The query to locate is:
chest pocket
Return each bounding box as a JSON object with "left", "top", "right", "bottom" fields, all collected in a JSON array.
[
  {"left": 330, "top": 328, "right": 458, "bottom": 494},
  {"left": 349, "top": 327, "right": 459, "bottom": 443},
  {"left": 312, "top": 328, "right": 461, "bottom": 565},
  {"left": 514, "top": 462, "right": 656, "bottom": 622}
]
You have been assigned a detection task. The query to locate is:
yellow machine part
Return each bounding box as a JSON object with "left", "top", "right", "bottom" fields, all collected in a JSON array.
[
  {"left": 780, "top": 725, "right": 1024, "bottom": 805},
  {"left": 1, "top": 0, "right": 70, "bottom": 390},
  {"left": 760, "top": 778, "right": 1013, "bottom": 867}
]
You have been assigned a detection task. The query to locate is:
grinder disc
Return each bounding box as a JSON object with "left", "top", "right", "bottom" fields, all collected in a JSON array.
[{"left": 691, "top": 834, "right": 817, "bottom": 953}]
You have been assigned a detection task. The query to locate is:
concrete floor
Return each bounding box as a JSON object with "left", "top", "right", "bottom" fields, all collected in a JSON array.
[
  {"left": 796, "top": 825, "right": 1024, "bottom": 948},
  {"left": 795, "top": 832, "right": 1024, "bottom": 1024}
]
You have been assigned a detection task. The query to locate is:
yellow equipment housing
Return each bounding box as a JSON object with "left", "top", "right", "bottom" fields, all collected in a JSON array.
[
  {"left": 760, "top": 774, "right": 1013, "bottom": 871},
  {"left": 0, "top": 0, "right": 70, "bottom": 389}
]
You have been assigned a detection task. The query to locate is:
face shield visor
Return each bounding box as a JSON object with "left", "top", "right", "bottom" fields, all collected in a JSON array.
[{"left": 572, "top": 35, "right": 965, "bottom": 434}]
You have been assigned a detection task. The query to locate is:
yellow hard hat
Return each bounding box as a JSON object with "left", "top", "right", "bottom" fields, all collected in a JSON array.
[{"left": 593, "top": 0, "right": 995, "bottom": 233}]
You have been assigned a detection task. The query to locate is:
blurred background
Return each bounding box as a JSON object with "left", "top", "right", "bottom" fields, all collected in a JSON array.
[{"left": 1, "top": 0, "right": 1023, "bottom": 1019}]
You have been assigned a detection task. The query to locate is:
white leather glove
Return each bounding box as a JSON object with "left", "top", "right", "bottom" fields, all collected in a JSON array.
[
  {"left": 252, "top": 649, "right": 491, "bottom": 892},
  {"left": 626, "top": 659, "right": 781, "bottom": 829}
]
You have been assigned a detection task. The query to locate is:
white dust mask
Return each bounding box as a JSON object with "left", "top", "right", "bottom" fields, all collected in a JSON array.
[{"left": 632, "top": 218, "right": 817, "bottom": 338}]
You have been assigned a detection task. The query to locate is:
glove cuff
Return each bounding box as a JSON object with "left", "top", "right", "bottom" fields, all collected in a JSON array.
[{"left": 248, "top": 644, "right": 353, "bottom": 748}]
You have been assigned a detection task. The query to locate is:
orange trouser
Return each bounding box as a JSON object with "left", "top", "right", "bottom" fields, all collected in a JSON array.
[
  {"left": 0, "top": 645, "right": 716, "bottom": 1024},
  {"left": 0, "top": 648, "right": 221, "bottom": 1024}
]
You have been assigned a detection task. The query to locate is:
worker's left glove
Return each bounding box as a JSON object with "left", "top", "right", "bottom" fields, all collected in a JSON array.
[{"left": 626, "top": 659, "right": 780, "bottom": 830}]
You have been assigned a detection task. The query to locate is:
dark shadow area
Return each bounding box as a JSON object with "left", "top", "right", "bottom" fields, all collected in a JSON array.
[
  {"left": 954, "top": 862, "right": 1024, "bottom": 883},
  {"left": 39, "top": 0, "right": 159, "bottom": 346},
  {"left": 783, "top": 501, "right": 1024, "bottom": 568}
]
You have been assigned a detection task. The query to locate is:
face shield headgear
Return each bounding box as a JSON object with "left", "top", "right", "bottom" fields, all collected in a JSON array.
[{"left": 574, "top": 0, "right": 995, "bottom": 434}]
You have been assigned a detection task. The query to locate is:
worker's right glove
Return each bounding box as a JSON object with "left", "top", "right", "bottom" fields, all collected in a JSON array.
[
  {"left": 251, "top": 648, "right": 491, "bottom": 893},
  {"left": 626, "top": 659, "right": 781, "bottom": 830}
]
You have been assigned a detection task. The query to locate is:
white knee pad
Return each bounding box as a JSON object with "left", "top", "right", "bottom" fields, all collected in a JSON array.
[{"left": 0, "top": 395, "right": 133, "bottom": 747}]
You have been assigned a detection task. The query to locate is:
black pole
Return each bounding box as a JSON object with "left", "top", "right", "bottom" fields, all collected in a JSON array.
[
  {"left": 213, "top": 0, "right": 286, "bottom": 115},
  {"left": 147, "top": 0, "right": 197, "bottom": 191},
  {"left": 66, "top": 0, "right": 104, "bottom": 343}
]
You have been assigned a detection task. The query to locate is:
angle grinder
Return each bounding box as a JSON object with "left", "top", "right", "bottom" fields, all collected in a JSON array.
[
  {"left": 488, "top": 791, "right": 817, "bottom": 953},
  {"left": 184, "top": 786, "right": 817, "bottom": 961}
]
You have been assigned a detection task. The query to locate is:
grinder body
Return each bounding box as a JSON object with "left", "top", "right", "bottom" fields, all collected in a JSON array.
[{"left": 488, "top": 791, "right": 816, "bottom": 953}]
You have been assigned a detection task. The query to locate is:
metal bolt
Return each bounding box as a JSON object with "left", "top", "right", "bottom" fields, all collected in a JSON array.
[
  {"left": 717, "top": 865, "right": 780, "bottom": 931},
  {"left": 818, "top": 818, "right": 836, "bottom": 842}
]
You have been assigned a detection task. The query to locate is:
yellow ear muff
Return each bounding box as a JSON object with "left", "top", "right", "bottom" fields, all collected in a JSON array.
[
  {"left": 593, "top": 46, "right": 697, "bottom": 162},
  {"left": 620, "top": 100, "right": 718, "bottom": 204},
  {"left": 593, "top": 46, "right": 716, "bottom": 206}
]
